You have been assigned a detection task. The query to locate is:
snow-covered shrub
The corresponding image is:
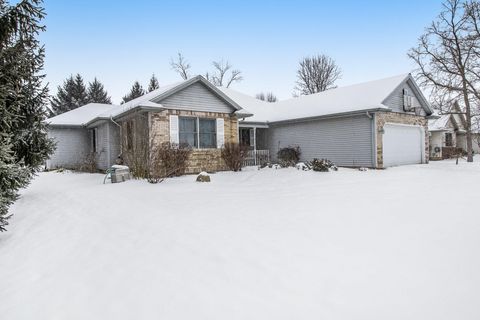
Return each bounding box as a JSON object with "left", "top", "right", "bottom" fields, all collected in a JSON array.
[
  {"left": 277, "top": 146, "right": 301, "bottom": 167},
  {"left": 221, "top": 143, "right": 249, "bottom": 172},
  {"left": 309, "top": 158, "right": 337, "bottom": 172},
  {"left": 295, "top": 162, "right": 311, "bottom": 171},
  {"left": 149, "top": 142, "right": 192, "bottom": 183}
]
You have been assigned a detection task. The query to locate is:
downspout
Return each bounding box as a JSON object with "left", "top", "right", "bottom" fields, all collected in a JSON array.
[
  {"left": 369, "top": 112, "right": 378, "bottom": 168},
  {"left": 110, "top": 116, "right": 122, "bottom": 155}
]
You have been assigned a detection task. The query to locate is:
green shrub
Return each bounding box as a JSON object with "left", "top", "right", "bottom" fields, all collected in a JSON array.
[{"left": 309, "top": 158, "right": 338, "bottom": 172}]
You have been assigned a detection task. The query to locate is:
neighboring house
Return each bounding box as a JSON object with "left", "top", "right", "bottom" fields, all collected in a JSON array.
[
  {"left": 46, "top": 73, "right": 433, "bottom": 173},
  {"left": 221, "top": 73, "right": 433, "bottom": 168},
  {"left": 428, "top": 103, "right": 469, "bottom": 160}
]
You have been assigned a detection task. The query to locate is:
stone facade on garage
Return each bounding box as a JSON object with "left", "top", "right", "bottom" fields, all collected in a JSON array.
[
  {"left": 375, "top": 112, "right": 429, "bottom": 168},
  {"left": 149, "top": 109, "right": 238, "bottom": 174}
]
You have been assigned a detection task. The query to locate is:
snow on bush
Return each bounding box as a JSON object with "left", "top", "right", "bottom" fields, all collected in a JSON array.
[{"left": 308, "top": 158, "right": 338, "bottom": 172}]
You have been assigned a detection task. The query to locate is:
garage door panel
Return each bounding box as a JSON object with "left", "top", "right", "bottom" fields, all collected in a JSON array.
[{"left": 383, "top": 124, "right": 423, "bottom": 167}]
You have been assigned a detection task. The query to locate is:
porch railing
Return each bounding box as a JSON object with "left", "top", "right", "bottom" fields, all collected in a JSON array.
[{"left": 243, "top": 149, "right": 270, "bottom": 167}]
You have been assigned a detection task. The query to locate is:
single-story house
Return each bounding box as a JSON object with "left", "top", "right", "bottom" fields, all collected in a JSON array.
[
  {"left": 221, "top": 73, "right": 433, "bottom": 168},
  {"left": 427, "top": 103, "right": 479, "bottom": 159},
  {"left": 46, "top": 73, "right": 433, "bottom": 173}
]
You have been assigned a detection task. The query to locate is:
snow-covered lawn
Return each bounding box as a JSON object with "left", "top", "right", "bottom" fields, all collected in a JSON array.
[{"left": 1, "top": 160, "right": 480, "bottom": 320}]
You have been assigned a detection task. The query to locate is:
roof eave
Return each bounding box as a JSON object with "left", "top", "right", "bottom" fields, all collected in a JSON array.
[{"left": 267, "top": 107, "right": 391, "bottom": 125}]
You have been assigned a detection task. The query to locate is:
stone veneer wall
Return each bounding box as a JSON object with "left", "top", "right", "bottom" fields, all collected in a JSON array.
[
  {"left": 375, "top": 112, "right": 429, "bottom": 168},
  {"left": 150, "top": 109, "right": 238, "bottom": 174}
]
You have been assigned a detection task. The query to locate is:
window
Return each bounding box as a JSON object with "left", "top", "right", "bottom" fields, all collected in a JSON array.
[
  {"left": 179, "top": 117, "right": 217, "bottom": 148},
  {"left": 91, "top": 129, "right": 97, "bottom": 153},
  {"left": 199, "top": 119, "right": 216, "bottom": 148},
  {"left": 445, "top": 132, "right": 453, "bottom": 147},
  {"left": 179, "top": 117, "right": 197, "bottom": 147}
]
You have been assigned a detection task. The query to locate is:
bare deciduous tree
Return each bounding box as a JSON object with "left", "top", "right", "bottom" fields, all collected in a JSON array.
[
  {"left": 170, "top": 52, "right": 191, "bottom": 80},
  {"left": 409, "top": 0, "right": 480, "bottom": 162},
  {"left": 205, "top": 59, "right": 243, "bottom": 87},
  {"left": 256, "top": 92, "right": 277, "bottom": 102},
  {"left": 294, "top": 54, "right": 342, "bottom": 95}
]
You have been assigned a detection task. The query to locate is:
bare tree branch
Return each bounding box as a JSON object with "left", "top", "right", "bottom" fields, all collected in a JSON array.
[
  {"left": 294, "top": 54, "right": 342, "bottom": 95},
  {"left": 408, "top": 0, "right": 480, "bottom": 162},
  {"left": 170, "top": 52, "right": 191, "bottom": 80}
]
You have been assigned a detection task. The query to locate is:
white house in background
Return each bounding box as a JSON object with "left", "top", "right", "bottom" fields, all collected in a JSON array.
[
  {"left": 428, "top": 103, "right": 470, "bottom": 160},
  {"left": 46, "top": 73, "right": 434, "bottom": 173}
]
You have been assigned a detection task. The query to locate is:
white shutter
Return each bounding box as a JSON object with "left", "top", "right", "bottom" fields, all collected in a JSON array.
[
  {"left": 216, "top": 118, "right": 225, "bottom": 148},
  {"left": 249, "top": 128, "right": 254, "bottom": 147},
  {"left": 169, "top": 115, "right": 179, "bottom": 144}
]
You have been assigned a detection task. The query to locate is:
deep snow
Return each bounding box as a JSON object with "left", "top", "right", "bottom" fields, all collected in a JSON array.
[{"left": 1, "top": 160, "right": 479, "bottom": 319}]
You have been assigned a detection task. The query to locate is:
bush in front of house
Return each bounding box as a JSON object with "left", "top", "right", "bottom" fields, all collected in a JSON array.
[
  {"left": 148, "top": 142, "right": 192, "bottom": 183},
  {"left": 309, "top": 158, "right": 338, "bottom": 172},
  {"left": 277, "top": 146, "right": 301, "bottom": 167},
  {"left": 221, "top": 142, "right": 249, "bottom": 172}
]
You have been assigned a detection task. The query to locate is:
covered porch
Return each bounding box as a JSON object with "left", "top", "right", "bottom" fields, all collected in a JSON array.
[{"left": 238, "top": 123, "right": 270, "bottom": 166}]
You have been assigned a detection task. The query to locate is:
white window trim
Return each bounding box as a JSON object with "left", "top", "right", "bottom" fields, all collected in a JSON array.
[{"left": 179, "top": 116, "right": 218, "bottom": 149}]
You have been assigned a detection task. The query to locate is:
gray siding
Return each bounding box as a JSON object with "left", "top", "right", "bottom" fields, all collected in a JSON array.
[
  {"left": 47, "top": 122, "right": 120, "bottom": 171},
  {"left": 47, "top": 127, "right": 90, "bottom": 169},
  {"left": 158, "top": 82, "right": 235, "bottom": 113},
  {"left": 94, "top": 122, "right": 121, "bottom": 170},
  {"left": 268, "top": 115, "right": 374, "bottom": 167},
  {"left": 384, "top": 80, "right": 426, "bottom": 116},
  {"left": 108, "top": 122, "right": 121, "bottom": 166}
]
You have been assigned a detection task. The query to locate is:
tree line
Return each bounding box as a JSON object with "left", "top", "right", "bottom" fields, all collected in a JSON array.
[{"left": 50, "top": 51, "right": 344, "bottom": 116}]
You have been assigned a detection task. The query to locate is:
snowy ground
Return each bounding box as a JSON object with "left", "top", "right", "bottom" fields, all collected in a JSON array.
[{"left": 1, "top": 159, "right": 479, "bottom": 320}]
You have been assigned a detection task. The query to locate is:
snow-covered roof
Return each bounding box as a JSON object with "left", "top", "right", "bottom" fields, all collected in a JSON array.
[
  {"left": 48, "top": 74, "right": 430, "bottom": 128},
  {"left": 220, "top": 74, "right": 429, "bottom": 123},
  {"left": 47, "top": 103, "right": 120, "bottom": 126},
  {"left": 47, "top": 76, "right": 250, "bottom": 127},
  {"left": 428, "top": 115, "right": 451, "bottom": 131}
]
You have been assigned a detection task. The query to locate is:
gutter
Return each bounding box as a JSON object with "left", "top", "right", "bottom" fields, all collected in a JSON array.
[{"left": 267, "top": 107, "right": 390, "bottom": 126}]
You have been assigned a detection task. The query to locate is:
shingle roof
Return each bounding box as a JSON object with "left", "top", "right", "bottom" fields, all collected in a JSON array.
[
  {"left": 428, "top": 115, "right": 451, "bottom": 131},
  {"left": 46, "top": 103, "right": 120, "bottom": 126},
  {"left": 220, "top": 74, "right": 423, "bottom": 123}
]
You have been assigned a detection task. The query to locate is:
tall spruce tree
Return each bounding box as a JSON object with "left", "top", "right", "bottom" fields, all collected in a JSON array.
[
  {"left": 50, "top": 73, "right": 88, "bottom": 115},
  {"left": 122, "top": 81, "right": 145, "bottom": 103},
  {"left": 87, "top": 77, "right": 111, "bottom": 104},
  {"left": 148, "top": 74, "right": 160, "bottom": 92},
  {"left": 0, "top": 0, "right": 55, "bottom": 231}
]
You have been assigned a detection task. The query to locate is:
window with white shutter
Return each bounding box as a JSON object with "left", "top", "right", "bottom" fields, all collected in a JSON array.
[
  {"left": 169, "top": 115, "right": 179, "bottom": 144},
  {"left": 216, "top": 118, "right": 224, "bottom": 148}
]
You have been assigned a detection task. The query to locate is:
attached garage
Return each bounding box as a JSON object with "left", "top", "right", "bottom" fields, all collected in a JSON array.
[{"left": 382, "top": 123, "right": 424, "bottom": 167}]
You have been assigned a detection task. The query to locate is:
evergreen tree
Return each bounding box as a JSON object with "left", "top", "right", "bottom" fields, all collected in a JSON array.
[
  {"left": 50, "top": 73, "right": 88, "bottom": 115},
  {"left": 0, "top": 0, "right": 55, "bottom": 231},
  {"left": 50, "top": 75, "right": 76, "bottom": 115},
  {"left": 87, "top": 77, "right": 111, "bottom": 104},
  {"left": 122, "top": 81, "right": 145, "bottom": 103},
  {"left": 148, "top": 74, "right": 160, "bottom": 92},
  {"left": 72, "top": 73, "right": 88, "bottom": 106}
]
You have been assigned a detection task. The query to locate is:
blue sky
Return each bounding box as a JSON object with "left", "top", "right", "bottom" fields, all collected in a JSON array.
[{"left": 41, "top": 0, "right": 443, "bottom": 103}]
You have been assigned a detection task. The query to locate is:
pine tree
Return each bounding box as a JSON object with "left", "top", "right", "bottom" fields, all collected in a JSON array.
[
  {"left": 50, "top": 73, "right": 88, "bottom": 115},
  {"left": 72, "top": 73, "right": 88, "bottom": 106},
  {"left": 87, "top": 78, "right": 111, "bottom": 104},
  {"left": 0, "top": 0, "right": 55, "bottom": 231},
  {"left": 122, "top": 81, "right": 145, "bottom": 103},
  {"left": 50, "top": 75, "right": 76, "bottom": 115},
  {"left": 148, "top": 74, "right": 160, "bottom": 92}
]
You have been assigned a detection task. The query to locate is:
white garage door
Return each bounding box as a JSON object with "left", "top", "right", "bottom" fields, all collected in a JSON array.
[{"left": 383, "top": 124, "right": 424, "bottom": 167}]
